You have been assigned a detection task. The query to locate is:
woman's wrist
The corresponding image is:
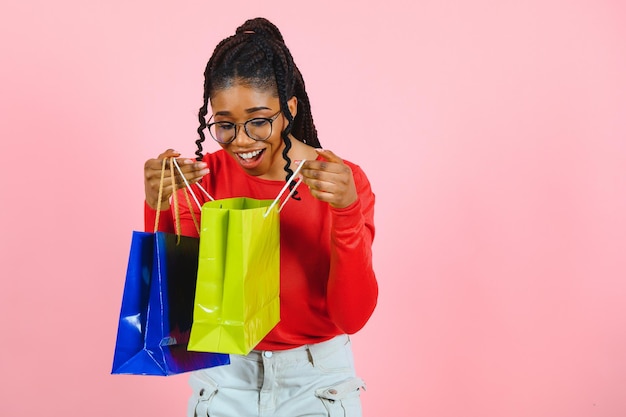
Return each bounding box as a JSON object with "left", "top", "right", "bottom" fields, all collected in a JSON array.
[{"left": 146, "top": 197, "right": 171, "bottom": 211}]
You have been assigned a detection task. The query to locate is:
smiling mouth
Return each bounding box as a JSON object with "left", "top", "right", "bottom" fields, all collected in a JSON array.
[{"left": 237, "top": 149, "right": 264, "bottom": 161}]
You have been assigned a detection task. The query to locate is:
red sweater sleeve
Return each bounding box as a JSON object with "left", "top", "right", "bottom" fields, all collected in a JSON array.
[
  {"left": 326, "top": 165, "right": 378, "bottom": 334},
  {"left": 144, "top": 201, "right": 175, "bottom": 233},
  {"left": 144, "top": 186, "right": 204, "bottom": 238}
]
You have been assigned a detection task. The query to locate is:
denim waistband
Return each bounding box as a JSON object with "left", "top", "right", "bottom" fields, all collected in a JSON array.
[{"left": 245, "top": 334, "right": 350, "bottom": 364}]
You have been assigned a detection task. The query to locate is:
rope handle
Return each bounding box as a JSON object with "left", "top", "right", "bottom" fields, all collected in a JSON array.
[
  {"left": 153, "top": 157, "right": 207, "bottom": 237},
  {"left": 153, "top": 158, "right": 168, "bottom": 233},
  {"left": 171, "top": 158, "right": 208, "bottom": 235},
  {"left": 169, "top": 158, "right": 181, "bottom": 237},
  {"left": 264, "top": 160, "right": 306, "bottom": 218}
]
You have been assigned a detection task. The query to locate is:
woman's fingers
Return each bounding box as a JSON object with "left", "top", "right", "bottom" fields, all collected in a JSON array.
[
  {"left": 173, "top": 158, "right": 210, "bottom": 185},
  {"left": 144, "top": 150, "right": 209, "bottom": 209},
  {"left": 300, "top": 149, "right": 357, "bottom": 209}
]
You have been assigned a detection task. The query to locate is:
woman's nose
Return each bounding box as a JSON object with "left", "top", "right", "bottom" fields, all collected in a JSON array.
[{"left": 231, "top": 124, "right": 254, "bottom": 145}]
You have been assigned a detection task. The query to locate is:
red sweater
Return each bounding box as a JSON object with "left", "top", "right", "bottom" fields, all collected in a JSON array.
[{"left": 145, "top": 150, "right": 378, "bottom": 350}]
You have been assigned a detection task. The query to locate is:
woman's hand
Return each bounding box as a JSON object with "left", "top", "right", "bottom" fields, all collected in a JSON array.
[
  {"left": 300, "top": 149, "right": 358, "bottom": 209},
  {"left": 144, "top": 149, "right": 209, "bottom": 210}
]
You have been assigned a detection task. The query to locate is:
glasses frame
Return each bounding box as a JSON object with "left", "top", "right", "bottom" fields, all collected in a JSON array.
[{"left": 206, "top": 111, "right": 282, "bottom": 144}]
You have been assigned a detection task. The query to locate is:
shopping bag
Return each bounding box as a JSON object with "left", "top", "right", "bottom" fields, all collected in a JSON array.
[
  {"left": 188, "top": 162, "right": 306, "bottom": 355},
  {"left": 111, "top": 158, "right": 229, "bottom": 375}
]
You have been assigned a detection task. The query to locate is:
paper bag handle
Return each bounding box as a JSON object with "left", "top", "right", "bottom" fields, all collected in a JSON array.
[
  {"left": 153, "top": 158, "right": 169, "bottom": 233},
  {"left": 263, "top": 160, "right": 306, "bottom": 218},
  {"left": 153, "top": 157, "right": 204, "bottom": 236}
]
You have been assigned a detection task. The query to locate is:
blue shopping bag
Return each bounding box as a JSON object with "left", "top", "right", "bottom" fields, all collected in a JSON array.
[{"left": 111, "top": 231, "right": 230, "bottom": 376}]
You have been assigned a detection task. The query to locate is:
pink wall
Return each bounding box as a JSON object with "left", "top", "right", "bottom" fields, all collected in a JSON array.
[{"left": 1, "top": 0, "right": 625, "bottom": 416}]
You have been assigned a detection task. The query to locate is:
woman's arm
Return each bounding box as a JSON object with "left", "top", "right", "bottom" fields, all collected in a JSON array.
[
  {"left": 300, "top": 150, "right": 378, "bottom": 333},
  {"left": 326, "top": 165, "right": 378, "bottom": 333}
]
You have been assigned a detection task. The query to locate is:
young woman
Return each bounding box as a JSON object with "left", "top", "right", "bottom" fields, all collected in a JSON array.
[{"left": 143, "top": 17, "right": 378, "bottom": 417}]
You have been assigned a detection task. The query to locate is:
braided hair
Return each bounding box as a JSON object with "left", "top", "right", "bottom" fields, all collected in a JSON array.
[{"left": 195, "top": 17, "right": 320, "bottom": 191}]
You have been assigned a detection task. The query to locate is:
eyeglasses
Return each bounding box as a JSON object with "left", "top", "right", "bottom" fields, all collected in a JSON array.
[{"left": 206, "top": 111, "right": 282, "bottom": 144}]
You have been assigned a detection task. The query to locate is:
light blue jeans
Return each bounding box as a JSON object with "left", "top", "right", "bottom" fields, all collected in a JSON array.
[{"left": 187, "top": 335, "right": 365, "bottom": 417}]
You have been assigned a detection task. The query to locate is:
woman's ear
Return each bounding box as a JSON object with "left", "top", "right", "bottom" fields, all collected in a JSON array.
[{"left": 287, "top": 96, "right": 298, "bottom": 119}]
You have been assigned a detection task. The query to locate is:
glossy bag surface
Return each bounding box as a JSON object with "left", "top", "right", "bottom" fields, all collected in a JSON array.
[
  {"left": 112, "top": 231, "right": 230, "bottom": 376},
  {"left": 188, "top": 197, "right": 280, "bottom": 355}
]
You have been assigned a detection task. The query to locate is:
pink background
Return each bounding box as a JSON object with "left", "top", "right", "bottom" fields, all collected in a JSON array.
[{"left": 1, "top": 0, "right": 625, "bottom": 416}]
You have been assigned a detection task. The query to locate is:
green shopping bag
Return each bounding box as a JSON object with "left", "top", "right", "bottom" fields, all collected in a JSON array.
[{"left": 189, "top": 162, "right": 305, "bottom": 355}]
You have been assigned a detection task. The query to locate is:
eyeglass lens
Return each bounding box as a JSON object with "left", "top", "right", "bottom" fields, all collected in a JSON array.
[{"left": 209, "top": 118, "right": 273, "bottom": 143}]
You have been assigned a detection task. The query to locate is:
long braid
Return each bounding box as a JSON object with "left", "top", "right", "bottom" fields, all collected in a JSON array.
[
  {"left": 196, "top": 36, "right": 249, "bottom": 160},
  {"left": 272, "top": 53, "right": 300, "bottom": 198},
  {"left": 195, "top": 82, "right": 210, "bottom": 161},
  {"left": 293, "top": 71, "right": 320, "bottom": 148},
  {"left": 195, "top": 17, "right": 321, "bottom": 197}
]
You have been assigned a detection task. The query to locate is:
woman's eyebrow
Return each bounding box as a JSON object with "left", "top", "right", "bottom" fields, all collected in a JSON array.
[
  {"left": 214, "top": 106, "right": 272, "bottom": 117},
  {"left": 245, "top": 106, "right": 272, "bottom": 113}
]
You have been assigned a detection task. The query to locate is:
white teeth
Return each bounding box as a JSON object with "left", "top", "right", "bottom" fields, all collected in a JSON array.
[{"left": 239, "top": 149, "right": 262, "bottom": 160}]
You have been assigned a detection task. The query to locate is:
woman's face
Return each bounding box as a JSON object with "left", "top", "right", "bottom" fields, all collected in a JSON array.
[{"left": 209, "top": 83, "right": 297, "bottom": 180}]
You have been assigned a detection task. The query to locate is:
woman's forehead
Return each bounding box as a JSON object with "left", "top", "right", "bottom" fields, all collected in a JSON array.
[{"left": 210, "top": 84, "right": 279, "bottom": 113}]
